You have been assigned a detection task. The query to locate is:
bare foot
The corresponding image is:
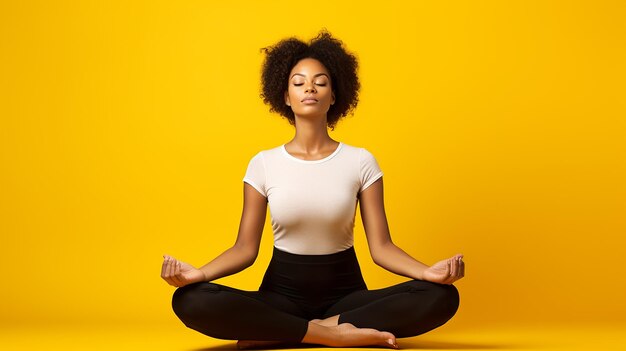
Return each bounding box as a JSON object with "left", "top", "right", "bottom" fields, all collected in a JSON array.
[
  {"left": 310, "top": 315, "right": 340, "bottom": 327},
  {"left": 238, "top": 320, "right": 398, "bottom": 349},
  {"left": 335, "top": 323, "right": 398, "bottom": 348},
  {"left": 303, "top": 322, "right": 398, "bottom": 349}
]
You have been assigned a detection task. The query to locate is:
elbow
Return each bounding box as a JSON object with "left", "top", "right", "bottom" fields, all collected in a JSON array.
[
  {"left": 370, "top": 250, "right": 385, "bottom": 267},
  {"left": 369, "top": 242, "right": 394, "bottom": 267},
  {"left": 233, "top": 243, "right": 259, "bottom": 267},
  {"left": 239, "top": 247, "right": 258, "bottom": 267},
  {"left": 372, "top": 255, "right": 390, "bottom": 271},
  {"left": 244, "top": 252, "right": 258, "bottom": 267},
  {"left": 373, "top": 256, "right": 388, "bottom": 268}
]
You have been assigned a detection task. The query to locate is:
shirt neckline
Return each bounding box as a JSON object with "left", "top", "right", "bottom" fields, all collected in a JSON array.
[{"left": 281, "top": 142, "right": 343, "bottom": 164}]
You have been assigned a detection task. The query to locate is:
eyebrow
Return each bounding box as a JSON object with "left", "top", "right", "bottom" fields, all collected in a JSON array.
[{"left": 290, "top": 73, "right": 329, "bottom": 80}]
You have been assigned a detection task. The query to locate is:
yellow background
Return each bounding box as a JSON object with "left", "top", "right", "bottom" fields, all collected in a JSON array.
[{"left": 1, "top": 0, "right": 625, "bottom": 335}]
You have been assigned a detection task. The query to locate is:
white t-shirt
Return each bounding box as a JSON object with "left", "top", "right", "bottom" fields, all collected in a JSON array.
[{"left": 242, "top": 142, "right": 384, "bottom": 255}]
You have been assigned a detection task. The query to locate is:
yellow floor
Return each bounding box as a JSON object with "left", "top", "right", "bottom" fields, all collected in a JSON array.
[{"left": 1, "top": 322, "right": 625, "bottom": 350}]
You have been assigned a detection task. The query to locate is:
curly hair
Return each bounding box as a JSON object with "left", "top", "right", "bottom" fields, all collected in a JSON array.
[{"left": 259, "top": 29, "right": 360, "bottom": 131}]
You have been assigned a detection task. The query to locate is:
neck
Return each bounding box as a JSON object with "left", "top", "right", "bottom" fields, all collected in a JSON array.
[{"left": 290, "top": 114, "right": 335, "bottom": 152}]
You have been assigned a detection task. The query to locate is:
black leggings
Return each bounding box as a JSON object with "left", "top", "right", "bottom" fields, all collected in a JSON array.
[{"left": 171, "top": 246, "right": 459, "bottom": 342}]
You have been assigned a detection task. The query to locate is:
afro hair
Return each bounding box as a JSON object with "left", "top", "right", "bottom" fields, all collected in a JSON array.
[{"left": 259, "top": 29, "right": 360, "bottom": 130}]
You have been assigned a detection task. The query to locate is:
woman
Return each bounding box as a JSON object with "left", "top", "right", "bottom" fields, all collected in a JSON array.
[{"left": 161, "top": 29, "right": 465, "bottom": 349}]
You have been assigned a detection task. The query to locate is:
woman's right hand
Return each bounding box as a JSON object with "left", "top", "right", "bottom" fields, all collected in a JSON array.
[{"left": 161, "top": 254, "right": 206, "bottom": 287}]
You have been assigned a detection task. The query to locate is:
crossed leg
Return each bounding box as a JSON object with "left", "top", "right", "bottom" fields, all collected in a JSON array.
[
  {"left": 320, "top": 279, "right": 460, "bottom": 338},
  {"left": 237, "top": 279, "right": 459, "bottom": 348},
  {"left": 171, "top": 282, "right": 398, "bottom": 349}
]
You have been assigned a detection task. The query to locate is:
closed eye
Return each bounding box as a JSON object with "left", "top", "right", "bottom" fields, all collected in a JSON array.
[{"left": 293, "top": 83, "right": 327, "bottom": 86}]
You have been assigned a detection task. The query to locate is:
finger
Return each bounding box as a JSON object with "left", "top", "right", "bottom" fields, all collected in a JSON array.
[
  {"left": 161, "top": 255, "right": 168, "bottom": 278},
  {"left": 450, "top": 257, "right": 461, "bottom": 283},
  {"left": 443, "top": 259, "right": 453, "bottom": 284},
  {"left": 165, "top": 257, "right": 174, "bottom": 285},
  {"left": 460, "top": 257, "right": 465, "bottom": 278},
  {"left": 451, "top": 257, "right": 459, "bottom": 280},
  {"left": 178, "top": 261, "right": 188, "bottom": 285},
  {"left": 450, "top": 258, "right": 464, "bottom": 284},
  {"left": 451, "top": 257, "right": 458, "bottom": 278},
  {"left": 168, "top": 257, "right": 179, "bottom": 286},
  {"left": 170, "top": 259, "right": 182, "bottom": 286},
  {"left": 445, "top": 260, "right": 453, "bottom": 283},
  {"left": 173, "top": 260, "right": 183, "bottom": 286},
  {"left": 167, "top": 257, "right": 174, "bottom": 277}
]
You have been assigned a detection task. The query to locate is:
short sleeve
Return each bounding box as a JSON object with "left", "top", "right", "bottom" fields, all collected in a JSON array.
[
  {"left": 359, "top": 148, "right": 384, "bottom": 193},
  {"left": 243, "top": 152, "right": 267, "bottom": 197}
]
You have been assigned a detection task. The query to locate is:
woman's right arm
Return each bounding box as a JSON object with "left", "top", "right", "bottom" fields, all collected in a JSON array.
[
  {"left": 161, "top": 182, "right": 267, "bottom": 287},
  {"left": 198, "top": 182, "right": 268, "bottom": 281}
]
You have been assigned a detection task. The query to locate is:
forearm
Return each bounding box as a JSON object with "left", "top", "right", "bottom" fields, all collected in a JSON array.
[
  {"left": 198, "top": 244, "right": 257, "bottom": 282},
  {"left": 371, "top": 242, "right": 430, "bottom": 280}
]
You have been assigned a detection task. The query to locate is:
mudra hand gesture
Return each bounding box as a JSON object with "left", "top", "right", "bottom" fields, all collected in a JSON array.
[
  {"left": 161, "top": 255, "right": 205, "bottom": 287},
  {"left": 422, "top": 254, "right": 465, "bottom": 285}
]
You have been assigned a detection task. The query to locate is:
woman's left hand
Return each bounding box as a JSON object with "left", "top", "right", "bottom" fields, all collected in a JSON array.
[{"left": 422, "top": 254, "right": 465, "bottom": 284}]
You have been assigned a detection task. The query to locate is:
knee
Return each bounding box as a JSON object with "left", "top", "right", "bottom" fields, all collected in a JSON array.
[
  {"left": 406, "top": 280, "right": 460, "bottom": 320},
  {"left": 171, "top": 282, "right": 221, "bottom": 323},
  {"left": 402, "top": 281, "right": 460, "bottom": 336},
  {"left": 430, "top": 283, "right": 460, "bottom": 319}
]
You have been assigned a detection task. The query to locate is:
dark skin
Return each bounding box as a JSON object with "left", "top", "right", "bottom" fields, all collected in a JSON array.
[{"left": 161, "top": 58, "right": 464, "bottom": 349}]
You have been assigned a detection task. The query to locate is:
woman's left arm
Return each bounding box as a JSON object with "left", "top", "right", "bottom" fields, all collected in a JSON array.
[{"left": 359, "top": 177, "right": 464, "bottom": 285}]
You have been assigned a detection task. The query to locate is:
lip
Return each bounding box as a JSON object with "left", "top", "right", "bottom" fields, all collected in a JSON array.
[{"left": 301, "top": 96, "right": 318, "bottom": 102}]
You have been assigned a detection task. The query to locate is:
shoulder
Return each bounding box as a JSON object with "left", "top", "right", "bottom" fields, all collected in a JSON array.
[
  {"left": 339, "top": 142, "right": 367, "bottom": 155},
  {"left": 246, "top": 144, "right": 283, "bottom": 160},
  {"left": 340, "top": 142, "right": 379, "bottom": 160}
]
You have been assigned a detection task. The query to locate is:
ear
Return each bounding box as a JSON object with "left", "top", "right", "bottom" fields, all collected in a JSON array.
[
  {"left": 284, "top": 91, "right": 291, "bottom": 106},
  {"left": 331, "top": 91, "right": 336, "bottom": 105}
]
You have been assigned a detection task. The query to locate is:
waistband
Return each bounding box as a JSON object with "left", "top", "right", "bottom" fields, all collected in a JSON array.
[{"left": 270, "top": 245, "right": 359, "bottom": 264}]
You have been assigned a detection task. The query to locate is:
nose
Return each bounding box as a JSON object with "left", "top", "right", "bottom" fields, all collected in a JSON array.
[{"left": 305, "top": 84, "right": 316, "bottom": 93}]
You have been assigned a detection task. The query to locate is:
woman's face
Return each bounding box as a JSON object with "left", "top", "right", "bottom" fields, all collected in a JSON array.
[{"left": 284, "top": 58, "right": 335, "bottom": 120}]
